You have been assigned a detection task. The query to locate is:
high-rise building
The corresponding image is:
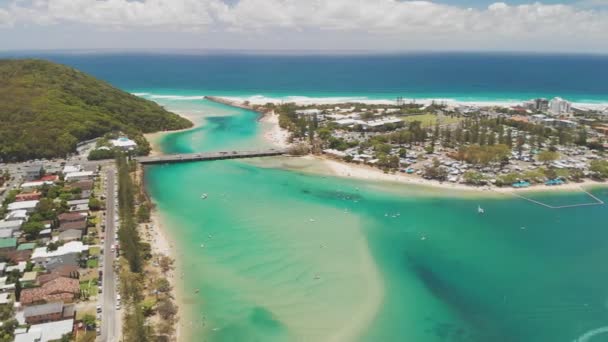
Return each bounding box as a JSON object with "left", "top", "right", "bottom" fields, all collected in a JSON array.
[
  {"left": 548, "top": 97, "right": 571, "bottom": 115},
  {"left": 535, "top": 98, "right": 549, "bottom": 112}
]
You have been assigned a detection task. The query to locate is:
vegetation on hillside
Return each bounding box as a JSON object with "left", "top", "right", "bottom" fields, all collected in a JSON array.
[{"left": 0, "top": 59, "right": 192, "bottom": 161}]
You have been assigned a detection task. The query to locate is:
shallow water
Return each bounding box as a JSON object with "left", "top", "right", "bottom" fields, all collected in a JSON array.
[{"left": 145, "top": 98, "right": 608, "bottom": 342}]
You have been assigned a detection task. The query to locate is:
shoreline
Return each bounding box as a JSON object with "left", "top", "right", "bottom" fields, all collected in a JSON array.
[
  {"left": 132, "top": 91, "right": 608, "bottom": 111},
  {"left": 238, "top": 95, "right": 607, "bottom": 196},
  {"left": 314, "top": 154, "right": 607, "bottom": 195}
]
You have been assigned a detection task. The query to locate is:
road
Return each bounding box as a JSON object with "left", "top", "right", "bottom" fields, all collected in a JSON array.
[{"left": 100, "top": 167, "right": 118, "bottom": 342}]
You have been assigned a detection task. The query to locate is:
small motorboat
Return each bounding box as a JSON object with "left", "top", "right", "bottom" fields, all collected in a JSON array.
[
  {"left": 478, "top": 205, "right": 485, "bottom": 214},
  {"left": 201, "top": 193, "right": 208, "bottom": 199}
]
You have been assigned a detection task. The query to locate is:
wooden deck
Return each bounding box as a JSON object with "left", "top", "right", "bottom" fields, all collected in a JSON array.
[{"left": 135, "top": 149, "right": 287, "bottom": 165}]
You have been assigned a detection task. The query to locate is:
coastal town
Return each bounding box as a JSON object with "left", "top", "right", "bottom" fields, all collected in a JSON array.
[
  {"left": 0, "top": 137, "right": 178, "bottom": 342},
  {"left": 249, "top": 96, "right": 608, "bottom": 189},
  {"left": 1, "top": 94, "right": 608, "bottom": 342}
]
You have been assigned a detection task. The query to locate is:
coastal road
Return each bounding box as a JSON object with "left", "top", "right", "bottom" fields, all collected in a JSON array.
[{"left": 100, "top": 167, "right": 118, "bottom": 342}]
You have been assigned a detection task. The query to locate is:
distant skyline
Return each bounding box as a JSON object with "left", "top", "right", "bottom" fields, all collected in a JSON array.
[{"left": 1, "top": 0, "right": 608, "bottom": 53}]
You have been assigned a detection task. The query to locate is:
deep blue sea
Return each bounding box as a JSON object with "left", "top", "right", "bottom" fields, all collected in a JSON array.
[{"left": 4, "top": 52, "right": 608, "bottom": 103}]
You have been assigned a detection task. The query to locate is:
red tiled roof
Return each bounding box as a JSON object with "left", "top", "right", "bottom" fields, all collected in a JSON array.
[
  {"left": 38, "top": 175, "right": 59, "bottom": 182},
  {"left": 20, "top": 277, "right": 80, "bottom": 305}
]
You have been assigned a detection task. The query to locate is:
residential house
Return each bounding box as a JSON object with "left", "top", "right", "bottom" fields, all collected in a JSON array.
[
  {"left": 20, "top": 181, "right": 53, "bottom": 191},
  {"left": 24, "top": 302, "right": 74, "bottom": 324},
  {"left": 0, "top": 220, "right": 22, "bottom": 234},
  {"left": 14, "top": 318, "right": 74, "bottom": 342},
  {"left": 58, "top": 212, "right": 87, "bottom": 224},
  {"left": 23, "top": 165, "right": 43, "bottom": 181},
  {"left": 7, "top": 200, "right": 39, "bottom": 214},
  {"left": 37, "top": 265, "right": 79, "bottom": 284},
  {"left": 0, "top": 237, "right": 17, "bottom": 255},
  {"left": 67, "top": 180, "right": 94, "bottom": 199},
  {"left": 57, "top": 229, "right": 83, "bottom": 242},
  {"left": 15, "top": 192, "right": 42, "bottom": 202},
  {"left": 0, "top": 292, "right": 11, "bottom": 305},
  {"left": 4, "top": 210, "right": 28, "bottom": 222},
  {"left": 57, "top": 221, "right": 87, "bottom": 233},
  {"left": 64, "top": 171, "right": 94, "bottom": 182},
  {"left": 43, "top": 255, "right": 80, "bottom": 273},
  {"left": 31, "top": 241, "right": 89, "bottom": 264},
  {"left": 19, "top": 271, "right": 38, "bottom": 286},
  {"left": 19, "top": 277, "right": 80, "bottom": 305}
]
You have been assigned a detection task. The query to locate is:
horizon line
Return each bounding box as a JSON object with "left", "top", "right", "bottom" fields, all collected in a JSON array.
[{"left": 1, "top": 48, "right": 608, "bottom": 57}]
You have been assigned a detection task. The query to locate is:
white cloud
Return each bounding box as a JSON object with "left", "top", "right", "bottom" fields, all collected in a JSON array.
[{"left": 0, "top": 0, "right": 607, "bottom": 51}]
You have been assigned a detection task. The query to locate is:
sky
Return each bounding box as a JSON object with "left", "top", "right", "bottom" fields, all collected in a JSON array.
[{"left": 0, "top": 0, "right": 607, "bottom": 53}]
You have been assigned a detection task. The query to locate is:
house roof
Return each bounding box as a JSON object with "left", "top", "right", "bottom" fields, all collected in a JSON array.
[
  {"left": 7, "top": 200, "right": 39, "bottom": 211},
  {"left": 5, "top": 210, "right": 28, "bottom": 220},
  {"left": 0, "top": 220, "right": 23, "bottom": 230},
  {"left": 44, "top": 255, "right": 79, "bottom": 271},
  {"left": 31, "top": 241, "right": 88, "bottom": 260},
  {"left": 58, "top": 220, "right": 87, "bottom": 231},
  {"left": 66, "top": 199, "right": 89, "bottom": 206},
  {"left": 0, "top": 230, "right": 13, "bottom": 239},
  {"left": 17, "top": 243, "right": 36, "bottom": 251},
  {"left": 0, "top": 238, "right": 17, "bottom": 249},
  {"left": 58, "top": 212, "right": 87, "bottom": 222},
  {"left": 0, "top": 292, "right": 11, "bottom": 305},
  {"left": 24, "top": 301, "right": 63, "bottom": 318},
  {"left": 42, "top": 265, "right": 79, "bottom": 279},
  {"left": 17, "top": 319, "right": 74, "bottom": 342},
  {"left": 38, "top": 175, "right": 59, "bottom": 182},
  {"left": 57, "top": 229, "right": 83, "bottom": 241},
  {"left": 19, "top": 277, "right": 79, "bottom": 305},
  {"left": 20, "top": 271, "right": 38, "bottom": 282}
]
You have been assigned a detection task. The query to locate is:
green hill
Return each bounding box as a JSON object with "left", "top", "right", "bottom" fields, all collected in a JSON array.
[{"left": 0, "top": 59, "right": 193, "bottom": 161}]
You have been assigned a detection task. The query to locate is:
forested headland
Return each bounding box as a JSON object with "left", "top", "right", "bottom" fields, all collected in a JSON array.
[{"left": 0, "top": 59, "right": 193, "bottom": 161}]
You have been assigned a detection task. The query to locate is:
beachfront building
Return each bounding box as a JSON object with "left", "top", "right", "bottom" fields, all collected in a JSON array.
[
  {"left": 110, "top": 137, "right": 137, "bottom": 151},
  {"left": 548, "top": 97, "right": 571, "bottom": 116},
  {"left": 523, "top": 98, "right": 549, "bottom": 112}
]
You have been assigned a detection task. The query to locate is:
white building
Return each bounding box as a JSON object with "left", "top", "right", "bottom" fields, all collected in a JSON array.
[
  {"left": 0, "top": 220, "right": 23, "bottom": 233},
  {"left": 62, "top": 165, "right": 81, "bottom": 174},
  {"left": 14, "top": 319, "right": 74, "bottom": 342},
  {"left": 110, "top": 137, "right": 137, "bottom": 151},
  {"left": 20, "top": 181, "right": 54, "bottom": 191},
  {"left": 7, "top": 200, "right": 39, "bottom": 213},
  {"left": 4, "top": 210, "right": 28, "bottom": 222},
  {"left": 64, "top": 171, "right": 94, "bottom": 182},
  {"left": 31, "top": 241, "right": 89, "bottom": 262},
  {"left": 548, "top": 97, "right": 571, "bottom": 116}
]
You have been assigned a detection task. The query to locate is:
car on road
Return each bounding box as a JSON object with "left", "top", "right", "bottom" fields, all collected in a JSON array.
[{"left": 96, "top": 304, "right": 102, "bottom": 313}]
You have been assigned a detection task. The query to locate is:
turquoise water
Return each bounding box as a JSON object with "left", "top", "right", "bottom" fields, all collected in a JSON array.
[{"left": 145, "top": 98, "right": 608, "bottom": 342}]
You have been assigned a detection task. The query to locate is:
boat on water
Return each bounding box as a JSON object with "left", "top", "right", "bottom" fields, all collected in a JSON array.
[
  {"left": 478, "top": 205, "right": 485, "bottom": 214},
  {"left": 201, "top": 193, "right": 208, "bottom": 199}
]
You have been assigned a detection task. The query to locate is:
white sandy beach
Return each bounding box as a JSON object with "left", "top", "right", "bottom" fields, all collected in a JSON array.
[
  {"left": 221, "top": 94, "right": 608, "bottom": 112},
  {"left": 260, "top": 110, "right": 291, "bottom": 149}
]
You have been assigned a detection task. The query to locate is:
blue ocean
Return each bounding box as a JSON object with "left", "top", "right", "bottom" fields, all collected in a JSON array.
[{"left": 5, "top": 52, "right": 608, "bottom": 103}]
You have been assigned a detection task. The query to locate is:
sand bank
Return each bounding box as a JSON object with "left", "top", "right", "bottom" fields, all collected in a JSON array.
[{"left": 260, "top": 110, "right": 291, "bottom": 149}]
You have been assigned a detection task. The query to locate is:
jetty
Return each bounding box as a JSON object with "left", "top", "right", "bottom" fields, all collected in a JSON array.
[{"left": 135, "top": 149, "right": 287, "bottom": 165}]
